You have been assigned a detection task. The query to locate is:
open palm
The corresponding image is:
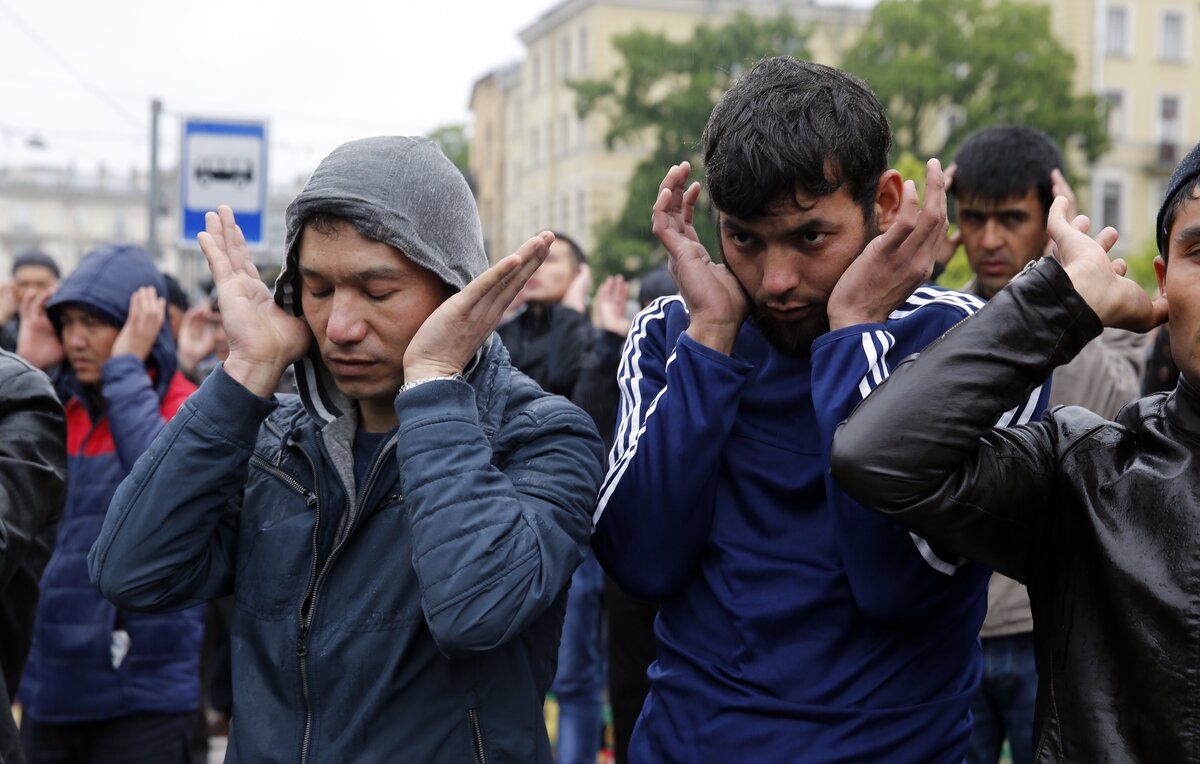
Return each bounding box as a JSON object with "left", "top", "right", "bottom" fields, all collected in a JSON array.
[{"left": 197, "top": 206, "right": 310, "bottom": 393}]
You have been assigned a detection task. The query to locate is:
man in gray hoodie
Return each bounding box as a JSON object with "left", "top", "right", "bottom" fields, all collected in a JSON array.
[{"left": 89, "top": 136, "right": 604, "bottom": 763}]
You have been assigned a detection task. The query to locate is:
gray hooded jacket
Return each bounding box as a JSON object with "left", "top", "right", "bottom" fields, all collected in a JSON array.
[{"left": 90, "top": 136, "right": 603, "bottom": 763}]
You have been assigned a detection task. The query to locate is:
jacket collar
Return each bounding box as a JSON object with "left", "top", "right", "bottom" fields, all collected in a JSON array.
[{"left": 1166, "top": 374, "right": 1200, "bottom": 441}]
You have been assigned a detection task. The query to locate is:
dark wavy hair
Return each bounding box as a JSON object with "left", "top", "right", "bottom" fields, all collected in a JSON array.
[{"left": 702, "top": 57, "right": 892, "bottom": 221}]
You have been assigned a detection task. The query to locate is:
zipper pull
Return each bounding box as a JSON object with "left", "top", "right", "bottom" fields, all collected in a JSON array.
[{"left": 296, "top": 625, "right": 309, "bottom": 658}]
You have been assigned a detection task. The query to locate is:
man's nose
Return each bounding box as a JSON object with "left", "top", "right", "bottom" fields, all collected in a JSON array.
[
  {"left": 980, "top": 219, "right": 1004, "bottom": 251},
  {"left": 63, "top": 326, "right": 86, "bottom": 350},
  {"left": 325, "top": 293, "right": 367, "bottom": 344},
  {"left": 761, "top": 250, "right": 800, "bottom": 297}
]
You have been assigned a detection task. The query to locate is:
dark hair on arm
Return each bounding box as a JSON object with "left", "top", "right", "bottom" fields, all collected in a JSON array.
[
  {"left": 702, "top": 57, "right": 892, "bottom": 221},
  {"left": 950, "top": 125, "right": 1064, "bottom": 218}
]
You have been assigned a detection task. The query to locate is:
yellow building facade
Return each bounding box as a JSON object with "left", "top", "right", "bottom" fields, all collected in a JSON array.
[
  {"left": 471, "top": 0, "right": 867, "bottom": 260},
  {"left": 1045, "top": 0, "right": 1199, "bottom": 254},
  {"left": 470, "top": 0, "right": 1200, "bottom": 262}
]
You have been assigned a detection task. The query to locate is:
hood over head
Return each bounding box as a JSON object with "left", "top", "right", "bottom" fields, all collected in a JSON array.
[
  {"left": 275, "top": 135, "right": 489, "bottom": 424},
  {"left": 47, "top": 244, "right": 176, "bottom": 403}
]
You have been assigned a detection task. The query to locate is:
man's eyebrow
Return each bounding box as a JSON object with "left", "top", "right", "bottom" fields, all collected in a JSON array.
[
  {"left": 298, "top": 265, "right": 409, "bottom": 281},
  {"left": 1176, "top": 223, "right": 1200, "bottom": 244}
]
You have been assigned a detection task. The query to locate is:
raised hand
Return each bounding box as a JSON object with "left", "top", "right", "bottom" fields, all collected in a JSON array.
[
  {"left": 653, "top": 161, "right": 748, "bottom": 355},
  {"left": 828, "top": 158, "right": 949, "bottom": 330},
  {"left": 1047, "top": 197, "right": 1167, "bottom": 333},
  {"left": 1043, "top": 169, "right": 1078, "bottom": 259},
  {"left": 197, "top": 205, "right": 310, "bottom": 396},
  {"left": 403, "top": 232, "right": 555, "bottom": 382},
  {"left": 177, "top": 302, "right": 217, "bottom": 376},
  {"left": 932, "top": 163, "right": 962, "bottom": 269},
  {"left": 16, "top": 288, "right": 63, "bottom": 370},
  {"left": 0, "top": 282, "right": 17, "bottom": 324},
  {"left": 112, "top": 286, "right": 166, "bottom": 361},
  {"left": 591, "top": 275, "right": 631, "bottom": 337},
  {"left": 562, "top": 262, "right": 593, "bottom": 315}
]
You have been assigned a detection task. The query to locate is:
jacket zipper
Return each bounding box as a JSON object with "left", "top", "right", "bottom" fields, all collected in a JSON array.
[
  {"left": 296, "top": 439, "right": 396, "bottom": 764},
  {"left": 288, "top": 440, "right": 321, "bottom": 764},
  {"left": 249, "top": 454, "right": 316, "bottom": 504},
  {"left": 469, "top": 708, "right": 487, "bottom": 764}
]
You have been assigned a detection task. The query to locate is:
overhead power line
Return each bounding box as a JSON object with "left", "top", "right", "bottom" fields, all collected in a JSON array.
[{"left": 0, "top": 0, "right": 143, "bottom": 130}]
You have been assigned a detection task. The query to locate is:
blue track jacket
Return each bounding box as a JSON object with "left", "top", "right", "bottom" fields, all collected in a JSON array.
[{"left": 592, "top": 287, "right": 1050, "bottom": 763}]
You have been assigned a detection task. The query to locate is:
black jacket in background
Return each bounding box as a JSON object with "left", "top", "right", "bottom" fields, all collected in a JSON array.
[
  {"left": 832, "top": 258, "right": 1200, "bottom": 762},
  {"left": 498, "top": 304, "right": 591, "bottom": 397},
  {"left": 0, "top": 350, "right": 67, "bottom": 764}
]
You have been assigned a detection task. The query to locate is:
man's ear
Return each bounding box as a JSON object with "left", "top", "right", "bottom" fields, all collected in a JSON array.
[
  {"left": 874, "top": 170, "right": 904, "bottom": 233},
  {"left": 1155, "top": 255, "right": 1167, "bottom": 297}
]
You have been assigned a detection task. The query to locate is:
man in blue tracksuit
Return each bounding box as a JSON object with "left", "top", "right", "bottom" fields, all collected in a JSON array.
[
  {"left": 591, "top": 57, "right": 1050, "bottom": 762},
  {"left": 88, "top": 137, "right": 603, "bottom": 763}
]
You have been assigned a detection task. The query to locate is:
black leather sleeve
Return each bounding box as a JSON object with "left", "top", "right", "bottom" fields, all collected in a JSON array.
[
  {"left": 0, "top": 351, "right": 67, "bottom": 591},
  {"left": 830, "top": 259, "right": 1103, "bottom": 583}
]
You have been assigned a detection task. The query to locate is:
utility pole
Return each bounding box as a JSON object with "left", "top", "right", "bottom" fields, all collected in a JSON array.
[{"left": 148, "top": 98, "right": 162, "bottom": 259}]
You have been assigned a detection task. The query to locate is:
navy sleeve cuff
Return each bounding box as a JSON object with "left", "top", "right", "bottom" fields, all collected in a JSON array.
[
  {"left": 811, "top": 322, "right": 888, "bottom": 353},
  {"left": 187, "top": 364, "right": 279, "bottom": 448}
]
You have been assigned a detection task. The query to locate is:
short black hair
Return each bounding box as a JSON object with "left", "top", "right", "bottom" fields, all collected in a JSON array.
[
  {"left": 550, "top": 232, "right": 586, "bottom": 265},
  {"left": 702, "top": 57, "right": 892, "bottom": 221},
  {"left": 302, "top": 212, "right": 361, "bottom": 239},
  {"left": 161, "top": 273, "right": 189, "bottom": 311},
  {"left": 12, "top": 250, "right": 59, "bottom": 278},
  {"left": 951, "top": 125, "right": 1064, "bottom": 218}
]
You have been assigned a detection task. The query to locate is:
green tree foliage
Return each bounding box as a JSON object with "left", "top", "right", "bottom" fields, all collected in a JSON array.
[
  {"left": 842, "top": 0, "right": 1109, "bottom": 166},
  {"left": 427, "top": 124, "right": 471, "bottom": 182},
  {"left": 570, "top": 12, "right": 811, "bottom": 278}
]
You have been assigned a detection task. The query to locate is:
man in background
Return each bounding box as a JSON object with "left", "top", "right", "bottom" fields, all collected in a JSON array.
[
  {"left": 0, "top": 251, "right": 60, "bottom": 354},
  {"left": 18, "top": 244, "right": 201, "bottom": 763},
  {"left": 947, "top": 124, "right": 1146, "bottom": 764}
]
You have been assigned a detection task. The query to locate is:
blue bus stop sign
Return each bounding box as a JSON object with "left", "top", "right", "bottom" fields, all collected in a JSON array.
[{"left": 180, "top": 118, "right": 268, "bottom": 248}]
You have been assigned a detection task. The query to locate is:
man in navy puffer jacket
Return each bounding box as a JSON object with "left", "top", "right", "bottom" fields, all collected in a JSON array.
[
  {"left": 20, "top": 244, "right": 201, "bottom": 763},
  {"left": 89, "top": 136, "right": 604, "bottom": 763}
]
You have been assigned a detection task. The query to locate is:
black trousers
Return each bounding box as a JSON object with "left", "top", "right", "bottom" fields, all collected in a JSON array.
[
  {"left": 605, "top": 576, "right": 659, "bottom": 764},
  {"left": 21, "top": 712, "right": 194, "bottom": 764}
]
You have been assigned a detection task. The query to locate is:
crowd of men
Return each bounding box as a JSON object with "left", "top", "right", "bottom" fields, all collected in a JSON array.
[{"left": 0, "top": 55, "right": 1197, "bottom": 764}]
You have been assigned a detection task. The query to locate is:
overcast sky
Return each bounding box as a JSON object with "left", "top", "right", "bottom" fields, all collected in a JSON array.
[{"left": 0, "top": 0, "right": 873, "bottom": 185}]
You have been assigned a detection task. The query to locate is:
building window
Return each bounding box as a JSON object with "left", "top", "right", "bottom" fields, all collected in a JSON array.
[
  {"left": 558, "top": 115, "right": 569, "bottom": 156},
  {"left": 531, "top": 205, "right": 540, "bottom": 236},
  {"left": 113, "top": 210, "right": 128, "bottom": 241},
  {"left": 529, "top": 127, "right": 540, "bottom": 167},
  {"left": 1101, "top": 180, "right": 1122, "bottom": 232},
  {"left": 576, "top": 189, "right": 586, "bottom": 236},
  {"left": 1106, "top": 6, "right": 1129, "bottom": 56},
  {"left": 1104, "top": 91, "right": 1127, "bottom": 140},
  {"left": 531, "top": 53, "right": 541, "bottom": 96},
  {"left": 576, "top": 116, "right": 587, "bottom": 151},
  {"left": 9, "top": 203, "right": 32, "bottom": 235},
  {"left": 578, "top": 26, "right": 588, "bottom": 73},
  {"left": 1158, "top": 94, "right": 1183, "bottom": 164},
  {"left": 1161, "top": 11, "right": 1185, "bottom": 61},
  {"left": 561, "top": 36, "right": 571, "bottom": 78},
  {"left": 559, "top": 194, "right": 570, "bottom": 231}
]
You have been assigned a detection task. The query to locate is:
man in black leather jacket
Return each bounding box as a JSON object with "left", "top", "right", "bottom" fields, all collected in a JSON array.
[
  {"left": 831, "top": 140, "right": 1200, "bottom": 762},
  {"left": 0, "top": 351, "right": 67, "bottom": 764}
]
